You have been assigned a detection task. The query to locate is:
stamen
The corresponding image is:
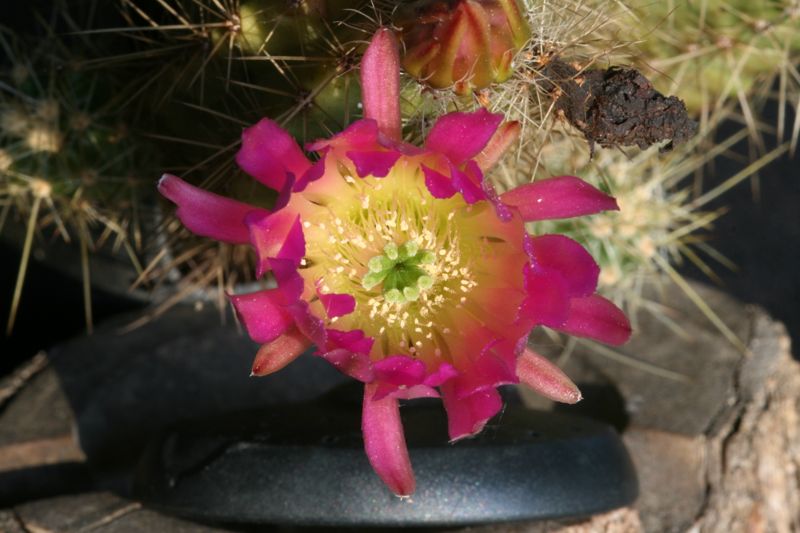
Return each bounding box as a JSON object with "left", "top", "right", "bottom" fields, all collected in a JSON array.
[{"left": 296, "top": 170, "right": 490, "bottom": 360}]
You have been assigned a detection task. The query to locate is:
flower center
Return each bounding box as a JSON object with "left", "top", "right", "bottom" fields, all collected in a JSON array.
[
  {"left": 361, "top": 240, "right": 436, "bottom": 304},
  {"left": 289, "top": 156, "right": 530, "bottom": 361}
]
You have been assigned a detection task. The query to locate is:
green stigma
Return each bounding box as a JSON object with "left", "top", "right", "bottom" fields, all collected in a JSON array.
[{"left": 361, "top": 240, "right": 436, "bottom": 303}]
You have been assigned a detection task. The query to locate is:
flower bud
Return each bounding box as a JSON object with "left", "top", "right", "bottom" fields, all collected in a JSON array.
[{"left": 397, "top": 0, "right": 530, "bottom": 94}]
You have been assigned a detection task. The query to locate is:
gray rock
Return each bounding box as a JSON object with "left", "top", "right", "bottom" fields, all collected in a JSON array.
[
  {"left": 14, "top": 492, "right": 233, "bottom": 532},
  {"left": 541, "top": 282, "right": 761, "bottom": 436}
]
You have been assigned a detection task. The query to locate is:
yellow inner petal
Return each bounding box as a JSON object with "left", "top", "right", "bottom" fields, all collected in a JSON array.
[{"left": 288, "top": 155, "right": 528, "bottom": 365}]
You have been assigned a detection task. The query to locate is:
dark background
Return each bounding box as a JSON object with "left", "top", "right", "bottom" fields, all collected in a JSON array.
[{"left": 692, "top": 119, "right": 800, "bottom": 349}]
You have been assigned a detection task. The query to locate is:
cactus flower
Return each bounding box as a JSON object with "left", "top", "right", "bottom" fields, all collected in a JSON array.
[
  {"left": 159, "top": 28, "right": 630, "bottom": 496},
  {"left": 398, "top": 0, "right": 530, "bottom": 94}
]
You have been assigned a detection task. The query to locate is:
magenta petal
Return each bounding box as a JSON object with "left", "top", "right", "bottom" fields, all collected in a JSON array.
[
  {"left": 373, "top": 361, "right": 454, "bottom": 401},
  {"left": 374, "top": 356, "right": 427, "bottom": 386},
  {"left": 482, "top": 178, "right": 513, "bottom": 222},
  {"left": 449, "top": 340, "right": 518, "bottom": 400},
  {"left": 307, "top": 120, "right": 380, "bottom": 153},
  {"left": 320, "top": 349, "right": 374, "bottom": 382},
  {"left": 421, "top": 164, "right": 456, "bottom": 199},
  {"left": 319, "top": 328, "right": 374, "bottom": 381},
  {"left": 293, "top": 155, "right": 326, "bottom": 192},
  {"left": 424, "top": 109, "right": 503, "bottom": 165},
  {"left": 246, "top": 210, "right": 305, "bottom": 277},
  {"left": 326, "top": 328, "right": 374, "bottom": 355},
  {"left": 371, "top": 382, "right": 401, "bottom": 402},
  {"left": 339, "top": 121, "right": 379, "bottom": 150},
  {"left": 516, "top": 348, "right": 582, "bottom": 404},
  {"left": 229, "top": 289, "right": 294, "bottom": 344},
  {"left": 371, "top": 357, "right": 437, "bottom": 416},
  {"left": 268, "top": 258, "right": 305, "bottom": 303},
  {"left": 527, "top": 235, "right": 599, "bottom": 297},
  {"left": 346, "top": 150, "right": 402, "bottom": 178},
  {"left": 360, "top": 29, "right": 402, "bottom": 142},
  {"left": 280, "top": 215, "right": 305, "bottom": 261},
  {"left": 362, "top": 383, "right": 415, "bottom": 495},
  {"left": 501, "top": 176, "right": 619, "bottom": 222},
  {"left": 423, "top": 363, "right": 458, "bottom": 387},
  {"left": 390, "top": 385, "right": 439, "bottom": 400},
  {"left": 450, "top": 161, "right": 486, "bottom": 204},
  {"left": 519, "top": 265, "right": 570, "bottom": 327},
  {"left": 158, "top": 174, "right": 267, "bottom": 244},
  {"left": 441, "top": 383, "right": 503, "bottom": 442},
  {"left": 285, "top": 299, "right": 326, "bottom": 348},
  {"left": 236, "top": 118, "right": 311, "bottom": 191},
  {"left": 377, "top": 133, "right": 423, "bottom": 156},
  {"left": 555, "top": 294, "right": 632, "bottom": 346},
  {"left": 318, "top": 292, "right": 356, "bottom": 318},
  {"left": 273, "top": 174, "right": 296, "bottom": 211}
]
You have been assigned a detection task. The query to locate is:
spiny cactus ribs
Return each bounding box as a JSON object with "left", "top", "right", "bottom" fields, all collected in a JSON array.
[{"left": 540, "top": 59, "right": 698, "bottom": 155}]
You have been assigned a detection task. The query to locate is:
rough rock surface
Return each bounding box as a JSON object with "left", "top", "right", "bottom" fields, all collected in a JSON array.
[{"left": 13, "top": 492, "right": 233, "bottom": 532}]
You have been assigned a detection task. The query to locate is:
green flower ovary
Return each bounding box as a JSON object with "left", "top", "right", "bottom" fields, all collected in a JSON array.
[{"left": 361, "top": 240, "right": 435, "bottom": 304}]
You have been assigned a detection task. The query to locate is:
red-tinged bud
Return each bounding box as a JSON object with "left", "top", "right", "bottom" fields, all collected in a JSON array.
[{"left": 397, "top": 0, "right": 530, "bottom": 95}]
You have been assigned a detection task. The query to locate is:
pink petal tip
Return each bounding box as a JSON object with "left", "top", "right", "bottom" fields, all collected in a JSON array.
[
  {"left": 251, "top": 328, "right": 310, "bottom": 377},
  {"left": 474, "top": 121, "right": 520, "bottom": 172},
  {"left": 361, "top": 29, "right": 402, "bottom": 142},
  {"left": 442, "top": 383, "right": 503, "bottom": 442},
  {"left": 516, "top": 348, "right": 582, "bottom": 404},
  {"left": 557, "top": 294, "right": 633, "bottom": 346},
  {"left": 236, "top": 118, "right": 311, "bottom": 191},
  {"left": 362, "top": 383, "right": 416, "bottom": 496},
  {"left": 526, "top": 234, "right": 599, "bottom": 298},
  {"left": 425, "top": 108, "right": 504, "bottom": 165},
  {"left": 229, "top": 289, "right": 294, "bottom": 344},
  {"left": 158, "top": 174, "right": 266, "bottom": 244},
  {"left": 501, "top": 176, "right": 619, "bottom": 222}
]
